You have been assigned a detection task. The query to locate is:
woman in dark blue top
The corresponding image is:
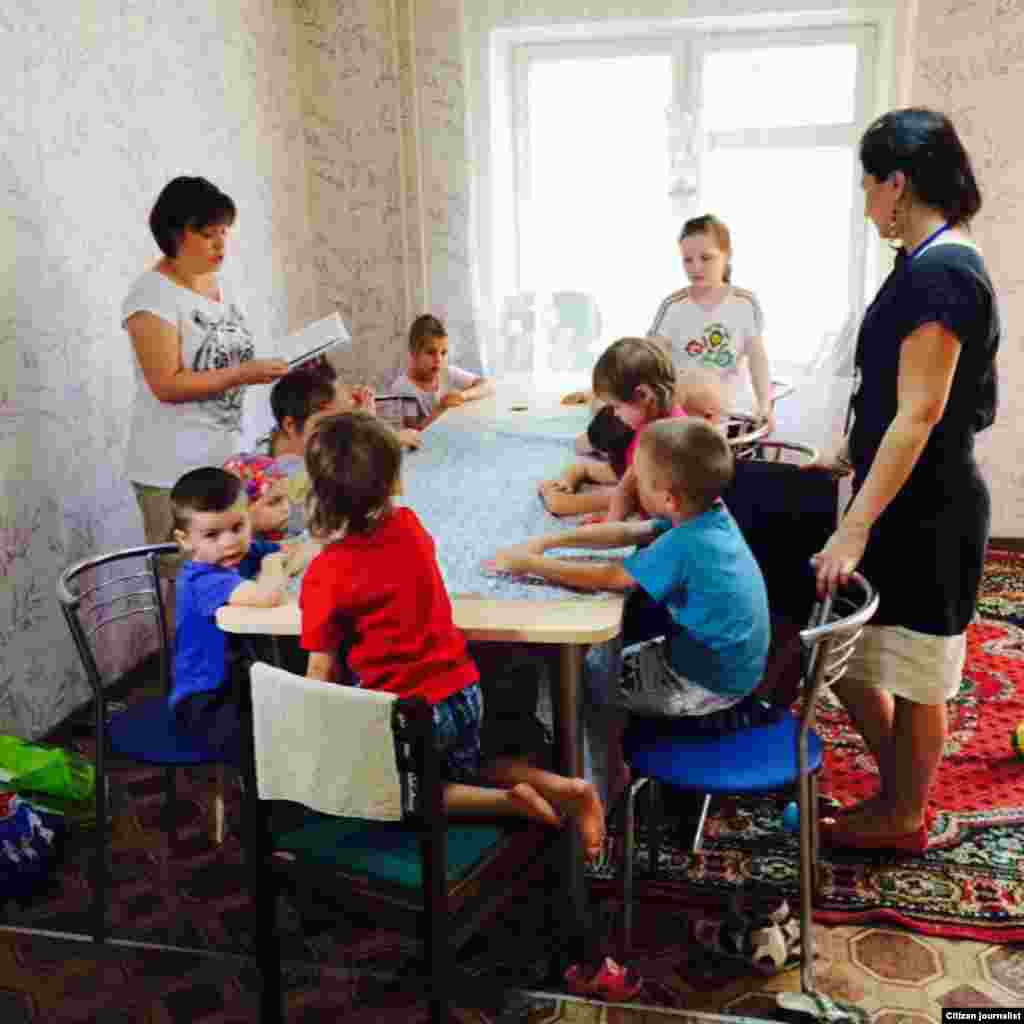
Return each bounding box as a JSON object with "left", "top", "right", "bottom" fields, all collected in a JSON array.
[{"left": 809, "top": 108, "right": 999, "bottom": 853}]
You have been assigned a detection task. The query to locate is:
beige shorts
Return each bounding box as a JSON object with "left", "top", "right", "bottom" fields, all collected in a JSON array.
[
  {"left": 842, "top": 623, "right": 966, "bottom": 705},
  {"left": 131, "top": 483, "right": 185, "bottom": 577}
]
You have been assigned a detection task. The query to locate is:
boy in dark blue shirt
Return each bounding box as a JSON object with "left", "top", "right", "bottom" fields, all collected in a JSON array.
[{"left": 170, "top": 467, "right": 296, "bottom": 758}]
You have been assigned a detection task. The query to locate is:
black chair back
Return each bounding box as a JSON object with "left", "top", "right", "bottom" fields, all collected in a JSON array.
[{"left": 721, "top": 458, "right": 838, "bottom": 628}]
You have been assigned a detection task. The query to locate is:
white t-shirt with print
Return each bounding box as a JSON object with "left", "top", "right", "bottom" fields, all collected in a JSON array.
[
  {"left": 389, "top": 365, "right": 478, "bottom": 419},
  {"left": 122, "top": 270, "right": 256, "bottom": 487},
  {"left": 648, "top": 286, "right": 764, "bottom": 405}
]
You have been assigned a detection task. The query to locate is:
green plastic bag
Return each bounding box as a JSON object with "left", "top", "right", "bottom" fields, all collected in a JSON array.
[{"left": 0, "top": 736, "right": 96, "bottom": 803}]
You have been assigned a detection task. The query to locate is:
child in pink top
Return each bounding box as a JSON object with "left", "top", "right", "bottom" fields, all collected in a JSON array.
[{"left": 539, "top": 339, "right": 723, "bottom": 519}]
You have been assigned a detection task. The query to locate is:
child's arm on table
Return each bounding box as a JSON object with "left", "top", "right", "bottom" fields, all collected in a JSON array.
[
  {"left": 228, "top": 555, "right": 288, "bottom": 608},
  {"left": 493, "top": 519, "right": 657, "bottom": 592},
  {"left": 604, "top": 466, "right": 639, "bottom": 523},
  {"left": 276, "top": 540, "right": 318, "bottom": 576},
  {"left": 307, "top": 651, "right": 344, "bottom": 683},
  {"left": 457, "top": 376, "right": 495, "bottom": 402}
]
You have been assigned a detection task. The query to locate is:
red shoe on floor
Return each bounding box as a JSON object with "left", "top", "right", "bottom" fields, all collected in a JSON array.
[
  {"left": 565, "top": 957, "right": 644, "bottom": 1002},
  {"left": 821, "top": 819, "right": 929, "bottom": 854}
]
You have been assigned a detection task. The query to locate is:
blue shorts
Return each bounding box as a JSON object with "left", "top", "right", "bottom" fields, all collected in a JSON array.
[{"left": 432, "top": 683, "right": 484, "bottom": 783}]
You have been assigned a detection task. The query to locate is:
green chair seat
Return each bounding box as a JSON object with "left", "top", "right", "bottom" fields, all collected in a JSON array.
[{"left": 275, "top": 814, "right": 505, "bottom": 891}]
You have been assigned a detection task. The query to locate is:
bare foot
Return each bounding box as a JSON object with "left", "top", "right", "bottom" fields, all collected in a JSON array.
[
  {"left": 508, "top": 782, "right": 562, "bottom": 828},
  {"left": 825, "top": 804, "right": 924, "bottom": 837},
  {"left": 561, "top": 778, "right": 606, "bottom": 862}
]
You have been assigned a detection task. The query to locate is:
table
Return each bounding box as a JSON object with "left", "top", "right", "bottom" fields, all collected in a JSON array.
[
  {"left": 217, "top": 385, "right": 626, "bottom": 777},
  {"left": 218, "top": 381, "right": 626, "bottom": 957}
]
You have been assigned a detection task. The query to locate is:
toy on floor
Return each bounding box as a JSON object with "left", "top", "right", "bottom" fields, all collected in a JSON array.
[{"left": 1012, "top": 722, "right": 1024, "bottom": 759}]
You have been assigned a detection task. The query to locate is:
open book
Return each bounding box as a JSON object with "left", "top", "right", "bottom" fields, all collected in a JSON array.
[{"left": 278, "top": 313, "right": 352, "bottom": 369}]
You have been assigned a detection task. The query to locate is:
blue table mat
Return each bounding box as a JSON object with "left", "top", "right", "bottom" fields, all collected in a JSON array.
[{"left": 401, "top": 421, "right": 632, "bottom": 600}]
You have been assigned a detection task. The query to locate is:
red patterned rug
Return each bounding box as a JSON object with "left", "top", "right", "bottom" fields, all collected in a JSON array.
[{"left": 587, "top": 548, "right": 1024, "bottom": 943}]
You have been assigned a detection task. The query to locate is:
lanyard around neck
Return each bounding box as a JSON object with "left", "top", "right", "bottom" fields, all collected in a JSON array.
[{"left": 907, "top": 223, "right": 952, "bottom": 261}]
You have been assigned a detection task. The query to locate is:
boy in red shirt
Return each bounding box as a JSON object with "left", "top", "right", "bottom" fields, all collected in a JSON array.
[{"left": 300, "top": 412, "right": 605, "bottom": 859}]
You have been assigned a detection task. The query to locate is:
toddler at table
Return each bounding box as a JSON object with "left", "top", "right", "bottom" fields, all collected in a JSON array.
[
  {"left": 539, "top": 337, "right": 699, "bottom": 518},
  {"left": 495, "top": 418, "right": 770, "bottom": 804},
  {"left": 169, "top": 467, "right": 304, "bottom": 760},
  {"left": 390, "top": 314, "right": 495, "bottom": 428},
  {"left": 222, "top": 454, "right": 292, "bottom": 543},
  {"left": 299, "top": 411, "right": 605, "bottom": 859},
  {"left": 263, "top": 361, "right": 420, "bottom": 535}
]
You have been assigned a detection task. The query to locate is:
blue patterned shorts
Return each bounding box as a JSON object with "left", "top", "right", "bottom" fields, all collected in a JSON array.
[{"left": 432, "top": 683, "right": 484, "bottom": 783}]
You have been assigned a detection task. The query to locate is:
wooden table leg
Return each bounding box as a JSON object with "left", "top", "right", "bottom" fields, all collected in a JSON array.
[{"left": 552, "top": 643, "right": 591, "bottom": 961}]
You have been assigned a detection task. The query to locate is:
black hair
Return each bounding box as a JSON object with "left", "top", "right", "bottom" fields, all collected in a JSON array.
[
  {"left": 149, "top": 176, "right": 237, "bottom": 258},
  {"left": 269, "top": 361, "right": 339, "bottom": 432},
  {"left": 859, "top": 108, "right": 982, "bottom": 226},
  {"left": 304, "top": 413, "right": 403, "bottom": 538},
  {"left": 169, "top": 467, "right": 243, "bottom": 534},
  {"left": 409, "top": 314, "right": 447, "bottom": 354}
]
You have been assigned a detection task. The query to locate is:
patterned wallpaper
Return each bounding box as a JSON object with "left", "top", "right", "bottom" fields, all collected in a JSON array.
[
  {"left": 2, "top": 0, "right": 1022, "bottom": 739},
  {"left": 298, "top": 0, "right": 483, "bottom": 387},
  {"left": 0, "top": 0, "right": 317, "bottom": 737},
  {"left": 911, "top": 0, "right": 1024, "bottom": 536}
]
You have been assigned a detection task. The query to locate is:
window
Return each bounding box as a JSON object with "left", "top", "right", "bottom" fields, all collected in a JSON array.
[{"left": 494, "top": 23, "right": 876, "bottom": 380}]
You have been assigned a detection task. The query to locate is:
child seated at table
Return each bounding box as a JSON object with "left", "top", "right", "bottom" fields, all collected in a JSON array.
[
  {"left": 222, "top": 454, "right": 291, "bottom": 543},
  {"left": 299, "top": 411, "right": 605, "bottom": 860},
  {"left": 494, "top": 418, "right": 770, "bottom": 803},
  {"left": 390, "top": 314, "right": 495, "bottom": 428},
  {"left": 539, "top": 337, "right": 698, "bottom": 518},
  {"left": 169, "top": 467, "right": 306, "bottom": 760},
  {"left": 265, "top": 361, "right": 420, "bottom": 535}
]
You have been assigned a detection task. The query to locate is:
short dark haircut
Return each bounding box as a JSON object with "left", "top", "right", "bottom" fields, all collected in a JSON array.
[
  {"left": 860, "top": 108, "right": 982, "bottom": 226},
  {"left": 304, "top": 413, "right": 403, "bottom": 538},
  {"left": 169, "top": 467, "right": 243, "bottom": 534},
  {"left": 409, "top": 314, "right": 447, "bottom": 354},
  {"left": 270, "top": 361, "right": 339, "bottom": 432},
  {"left": 592, "top": 337, "right": 676, "bottom": 417},
  {"left": 638, "top": 418, "right": 734, "bottom": 511},
  {"left": 149, "top": 176, "right": 237, "bottom": 258}
]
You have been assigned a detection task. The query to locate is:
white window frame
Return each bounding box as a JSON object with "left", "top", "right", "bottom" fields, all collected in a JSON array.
[
  {"left": 685, "top": 24, "right": 877, "bottom": 322},
  {"left": 494, "top": 15, "right": 885, "bottom": 369}
]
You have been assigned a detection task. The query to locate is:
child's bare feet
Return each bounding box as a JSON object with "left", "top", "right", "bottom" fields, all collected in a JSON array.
[
  {"left": 561, "top": 778, "right": 606, "bottom": 862},
  {"left": 508, "top": 782, "right": 562, "bottom": 828}
]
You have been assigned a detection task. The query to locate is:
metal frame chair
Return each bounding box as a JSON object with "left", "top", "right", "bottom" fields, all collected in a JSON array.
[
  {"left": 619, "top": 573, "right": 878, "bottom": 998},
  {"left": 56, "top": 543, "right": 227, "bottom": 943},
  {"left": 239, "top": 661, "right": 573, "bottom": 1024}
]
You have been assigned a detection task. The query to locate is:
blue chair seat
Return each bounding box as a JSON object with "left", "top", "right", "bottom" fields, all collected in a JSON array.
[
  {"left": 623, "top": 711, "right": 823, "bottom": 794},
  {"left": 107, "top": 697, "right": 221, "bottom": 765},
  {"left": 274, "top": 814, "right": 506, "bottom": 891}
]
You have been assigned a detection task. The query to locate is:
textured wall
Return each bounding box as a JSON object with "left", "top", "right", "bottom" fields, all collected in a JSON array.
[
  {"left": 911, "top": 0, "right": 1024, "bottom": 536},
  {"left": 299, "top": 0, "right": 482, "bottom": 389},
  {"left": 0, "top": 0, "right": 316, "bottom": 736}
]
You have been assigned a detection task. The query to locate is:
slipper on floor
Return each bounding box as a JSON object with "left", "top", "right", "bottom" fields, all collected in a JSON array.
[
  {"left": 821, "top": 819, "right": 929, "bottom": 854},
  {"left": 690, "top": 915, "right": 791, "bottom": 975},
  {"left": 565, "top": 957, "right": 644, "bottom": 1002}
]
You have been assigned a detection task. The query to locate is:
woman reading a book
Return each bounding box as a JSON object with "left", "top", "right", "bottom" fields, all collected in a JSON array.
[{"left": 122, "top": 176, "right": 290, "bottom": 572}]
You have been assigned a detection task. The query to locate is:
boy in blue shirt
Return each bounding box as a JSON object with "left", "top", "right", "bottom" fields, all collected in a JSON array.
[
  {"left": 493, "top": 418, "right": 770, "bottom": 802},
  {"left": 169, "top": 467, "right": 298, "bottom": 759}
]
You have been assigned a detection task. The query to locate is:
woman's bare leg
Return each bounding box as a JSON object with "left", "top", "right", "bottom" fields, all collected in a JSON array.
[{"left": 831, "top": 679, "right": 895, "bottom": 811}]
